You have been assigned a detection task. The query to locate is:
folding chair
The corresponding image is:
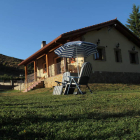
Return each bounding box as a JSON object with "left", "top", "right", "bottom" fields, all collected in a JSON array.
[
  {"left": 66, "top": 62, "right": 93, "bottom": 94},
  {"left": 53, "top": 72, "right": 70, "bottom": 95}
]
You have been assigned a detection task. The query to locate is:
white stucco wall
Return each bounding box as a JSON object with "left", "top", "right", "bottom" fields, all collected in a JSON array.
[
  {"left": 37, "top": 57, "right": 48, "bottom": 78},
  {"left": 84, "top": 27, "right": 140, "bottom": 73}
]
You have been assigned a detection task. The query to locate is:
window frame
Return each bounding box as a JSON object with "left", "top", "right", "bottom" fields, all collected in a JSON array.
[
  {"left": 129, "top": 50, "right": 139, "bottom": 64},
  {"left": 43, "top": 63, "right": 47, "bottom": 73},
  {"left": 93, "top": 46, "right": 106, "bottom": 61},
  {"left": 54, "top": 57, "right": 64, "bottom": 75},
  {"left": 114, "top": 48, "right": 122, "bottom": 63}
]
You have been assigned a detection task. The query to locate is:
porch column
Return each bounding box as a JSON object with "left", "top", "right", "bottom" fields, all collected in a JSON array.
[
  {"left": 64, "top": 58, "right": 67, "bottom": 72},
  {"left": 46, "top": 54, "right": 49, "bottom": 77},
  {"left": 34, "top": 60, "right": 37, "bottom": 81},
  {"left": 25, "top": 65, "right": 28, "bottom": 83}
]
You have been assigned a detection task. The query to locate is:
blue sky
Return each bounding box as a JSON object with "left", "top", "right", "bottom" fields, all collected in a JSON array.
[{"left": 0, "top": 0, "right": 139, "bottom": 60}]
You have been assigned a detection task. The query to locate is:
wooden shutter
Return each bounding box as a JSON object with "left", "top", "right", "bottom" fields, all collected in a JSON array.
[{"left": 102, "top": 47, "right": 106, "bottom": 61}]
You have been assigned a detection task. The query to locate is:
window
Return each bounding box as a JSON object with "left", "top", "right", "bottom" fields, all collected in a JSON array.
[
  {"left": 43, "top": 63, "right": 47, "bottom": 73},
  {"left": 94, "top": 47, "right": 106, "bottom": 61},
  {"left": 54, "top": 57, "right": 64, "bottom": 75},
  {"left": 129, "top": 51, "right": 139, "bottom": 64},
  {"left": 70, "top": 58, "right": 76, "bottom": 63},
  {"left": 114, "top": 49, "right": 122, "bottom": 62},
  {"left": 56, "top": 57, "right": 61, "bottom": 74}
]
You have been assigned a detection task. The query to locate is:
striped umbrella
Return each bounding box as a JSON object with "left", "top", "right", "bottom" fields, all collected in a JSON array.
[
  {"left": 54, "top": 41, "right": 97, "bottom": 58},
  {"left": 54, "top": 41, "right": 97, "bottom": 76}
]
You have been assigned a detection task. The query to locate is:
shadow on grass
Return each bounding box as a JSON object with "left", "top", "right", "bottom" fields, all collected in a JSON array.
[
  {"left": 0, "top": 129, "right": 48, "bottom": 140},
  {"left": 0, "top": 89, "right": 18, "bottom": 94},
  {"left": 0, "top": 89, "right": 9, "bottom": 93},
  {"left": 0, "top": 89, "right": 12, "bottom": 96},
  {"left": 1, "top": 110, "right": 140, "bottom": 139}
]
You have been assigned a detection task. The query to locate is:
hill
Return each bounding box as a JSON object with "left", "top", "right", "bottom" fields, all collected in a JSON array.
[{"left": 0, "top": 54, "right": 33, "bottom": 79}]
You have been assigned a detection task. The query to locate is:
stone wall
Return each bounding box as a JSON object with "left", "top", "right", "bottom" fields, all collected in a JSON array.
[
  {"left": 89, "top": 71, "right": 140, "bottom": 84},
  {"left": 0, "top": 81, "right": 25, "bottom": 90},
  {"left": 14, "top": 83, "right": 25, "bottom": 91},
  {"left": 44, "top": 74, "right": 63, "bottom": 87},
  {"left": 44, "top": 73, "right": 79, "bottom": 88},
  {"left": 44, "top": 71, "right": 140, "bottom": 88},
  {"left": 0, "top": 81, "right": 13, "bottom": 85},
  {"left": 13, "top": 71, "right": 140, "bottom": 90}
]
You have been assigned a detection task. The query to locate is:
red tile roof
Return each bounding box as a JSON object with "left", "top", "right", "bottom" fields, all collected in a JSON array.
[{"left": 18, "top": 18, "right": 140, "bottom": 66}]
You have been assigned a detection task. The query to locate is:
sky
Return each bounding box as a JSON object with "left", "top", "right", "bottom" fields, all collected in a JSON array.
[{"left": 0, "top": 0, "right": 140, "bottom": 60}]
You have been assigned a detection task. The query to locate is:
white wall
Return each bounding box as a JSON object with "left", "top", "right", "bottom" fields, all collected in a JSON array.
[{"left": 84, "top": 27, "right": 140, "bottom": 73}]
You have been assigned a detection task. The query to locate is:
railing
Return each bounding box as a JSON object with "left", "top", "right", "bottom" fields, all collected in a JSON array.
[
  {"left": 24, "top": 72, "right": 44, "bottom": 91},
  {"left": 25, "top": 61, "right": 84, "bottom": 82},
  {"left": 26, "top": 72, "right": 36, "bottom": 83},
  {"left": 24, "top": 61, "right": 84, "bottom": 83},
  {"left": 48, "top": 61, "right": 84, "bottom": 77},
  {"left": 68, "top": 62, "right": 82, "bottom": 73},
  {"left": 49, "top": 62, "right": 65, "bottom": 77},
  {"left": 25, "top": 72, "right": 44, "bottom": 83}
]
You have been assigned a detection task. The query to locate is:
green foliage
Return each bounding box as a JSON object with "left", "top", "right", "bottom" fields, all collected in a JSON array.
[
  {"left": 0, "top": 74, "right": 25, "bottom": 80},
  {"left": 126, "top": 4, "right": 140, "bottom": 38},
  {"left": 1, "top": 84, "right": 140, "bottom": 139},
  {"left": 0, "top": 53, "right": 34, "bottom": 78}
]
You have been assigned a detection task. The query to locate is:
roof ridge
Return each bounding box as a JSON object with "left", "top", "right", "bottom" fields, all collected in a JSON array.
[{"left": 61, "top": 18, "right": 118, "bottom": 36}]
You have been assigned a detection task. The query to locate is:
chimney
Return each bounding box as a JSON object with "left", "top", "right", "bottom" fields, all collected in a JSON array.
[{"left": 41, "top": 41, "right": 46, "bottom": 48}]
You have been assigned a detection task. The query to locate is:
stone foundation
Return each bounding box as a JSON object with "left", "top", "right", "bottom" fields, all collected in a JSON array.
[
  {"left": 44, "top": 73, "right": 79, "bottom": 88},
  {"left": 89, "top": 71, "right": 140, "bottom": 84},
  {"left": 44, "top": 71, "right": 140, "bottom": 88},
  {"left": 14, "top": 83, "right": 25, "bottom": 91},
  {"left": 44, "top": 74, "right": 63, "bottom": 87}
]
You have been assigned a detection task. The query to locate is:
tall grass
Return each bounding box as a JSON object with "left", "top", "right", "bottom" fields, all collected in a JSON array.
[{"left": 1, "top": 84, "right": 140, "bottom": 139}]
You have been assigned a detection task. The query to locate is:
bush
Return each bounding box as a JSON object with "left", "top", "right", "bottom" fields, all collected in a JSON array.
[{"left": 0, "top": 74, "right": 24, "bottom": 81}]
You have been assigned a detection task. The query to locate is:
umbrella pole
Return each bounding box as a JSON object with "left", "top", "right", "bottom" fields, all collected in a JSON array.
[
  {"left": 76, "top": 47, "right": 79, "bottom": 77},
  {"left": 63, "top": 57, "right": 66, "bottom": 72},
  {"left": 77, "top": 56, "right": 79, "bottom": 77}
]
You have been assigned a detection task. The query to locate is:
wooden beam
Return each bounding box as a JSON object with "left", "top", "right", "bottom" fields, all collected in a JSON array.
[
  {"left": 55, "top": 41, "right": 63, "bottom": 44},
  {"left": 37, "top": 53, "right": 46, "bottom": 60},
  {"left": 25, "top": 65, "right": 28, "bottom": 83},
  {"left": 49, "top": 44, "right": 63, "bottom": 53},
  {"left": 34, "top": 60, "right": 37, "bottom": 81},
  {"left": 46, "top": 54, "right": 49, "bottom": 77}
]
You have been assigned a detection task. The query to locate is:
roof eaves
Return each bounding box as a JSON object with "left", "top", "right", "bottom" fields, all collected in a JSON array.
[
  {"left": 18, "top": 35, "right": 62, "bottom": 66},
  {"left": 19, "top": 18, "right": 140, "bottom": 66},
  {"left": 18, "top": 19, "right": 118, "bottom": 66}
]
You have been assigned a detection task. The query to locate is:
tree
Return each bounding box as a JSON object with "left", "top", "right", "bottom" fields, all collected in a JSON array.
[{"left": 126, "top": 4, "right": 140, "bottom": 38}]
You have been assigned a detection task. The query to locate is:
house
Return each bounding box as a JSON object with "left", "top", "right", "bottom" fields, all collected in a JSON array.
[{"left": 18, "top": 18, "right": 140, "bottom": 91}]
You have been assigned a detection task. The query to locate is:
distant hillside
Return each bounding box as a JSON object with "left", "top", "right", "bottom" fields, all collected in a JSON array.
[{"left": 0, "top": 54, "right": 33, "bottom": 78}]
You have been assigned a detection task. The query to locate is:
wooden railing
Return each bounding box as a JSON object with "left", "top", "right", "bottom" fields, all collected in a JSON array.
[
  {"left": 24, "top": 72, "right": 44, "bottom": 91},
  {"left": 48, "top": 61, "right": 83, "bottom": 77},
  {"left": 49, "top": 62, "right": 65, "bottom": 77}
]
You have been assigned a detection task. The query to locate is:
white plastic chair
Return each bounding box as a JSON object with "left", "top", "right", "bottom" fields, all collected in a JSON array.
[
  {"left": 53, "top": 72, "right": 70, "bottom": 95},
  {"left": 66, "top": 62, "right": 93, "bottom": 94}
]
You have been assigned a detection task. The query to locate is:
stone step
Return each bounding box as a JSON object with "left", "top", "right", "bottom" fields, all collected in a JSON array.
[{"left": 23, "top": 80, "right": 44, "bottom": 92}]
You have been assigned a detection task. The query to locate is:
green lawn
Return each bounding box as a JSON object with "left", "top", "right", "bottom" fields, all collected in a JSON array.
[{"left": 1, "top": 84, "right": 140, "bottom": 139}]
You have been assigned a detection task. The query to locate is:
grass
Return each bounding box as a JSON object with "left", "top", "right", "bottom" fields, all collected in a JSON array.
[{"left": 1, "top": 84, "right": 140, "bottom": 139}]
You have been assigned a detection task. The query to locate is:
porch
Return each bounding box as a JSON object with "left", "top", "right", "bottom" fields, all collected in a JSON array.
[{"left": 24, "top": 54, "right": 84, "bottom": 90}]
